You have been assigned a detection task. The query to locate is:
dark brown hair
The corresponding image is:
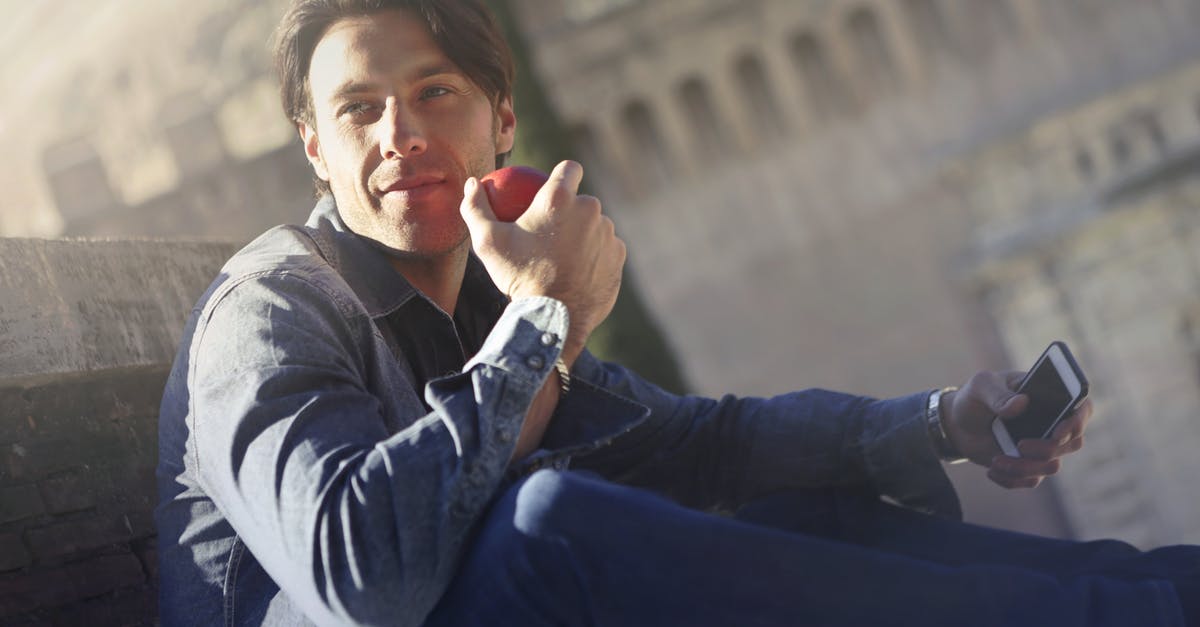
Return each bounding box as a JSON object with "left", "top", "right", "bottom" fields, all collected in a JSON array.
[{"left": 272, "top": 0, "right": 516, "bottom": 195}]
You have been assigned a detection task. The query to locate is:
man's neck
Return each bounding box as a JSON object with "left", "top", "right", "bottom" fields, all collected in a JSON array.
[{"left": 388, "top": 242, "right": 470, "bottom": 317}]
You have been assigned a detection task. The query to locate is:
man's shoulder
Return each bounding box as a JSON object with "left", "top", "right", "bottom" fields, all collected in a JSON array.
[
  {"left": 223, "top": 223, "right": 325, "bottom": 276},
  {"left": 202, "top": 224, "right": 361, "bottom": 318}
]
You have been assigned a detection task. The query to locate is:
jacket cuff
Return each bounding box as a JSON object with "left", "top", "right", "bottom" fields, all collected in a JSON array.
[
  {"left": 862, "top": 391, "right": 962, "bottom": 520},
  {"left": 463, "top": 296, "right": 569, "bottom": 387}
]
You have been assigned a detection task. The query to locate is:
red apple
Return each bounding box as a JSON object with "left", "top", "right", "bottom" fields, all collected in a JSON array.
[{"left": 479, "top": 166, "right": 549, "bottom": 222}]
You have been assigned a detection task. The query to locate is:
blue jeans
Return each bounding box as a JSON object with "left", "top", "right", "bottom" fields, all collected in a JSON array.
[{"left": 424, "top": 470, "right": 1193, "bottom": 626}]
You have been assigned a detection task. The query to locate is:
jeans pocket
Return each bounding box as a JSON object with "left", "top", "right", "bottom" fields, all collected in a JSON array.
[{"left": 222, "top": 537, "right": 248, "bottom": 627}]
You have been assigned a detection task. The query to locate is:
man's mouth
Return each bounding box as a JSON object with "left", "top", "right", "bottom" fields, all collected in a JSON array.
[{"left": 381, "top": 174, "right": 445, "bottom": 194}]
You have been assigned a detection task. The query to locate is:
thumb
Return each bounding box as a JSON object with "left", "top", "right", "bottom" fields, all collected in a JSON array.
[
  {"left": 993, "top": 390, "right": 1029, "bottom": 418},
  {"left": 459, "top": 177, "right": 498, "bottom": 235},
  {"left": 975, "top": 370, "right": 1029, "bottom": 418}
]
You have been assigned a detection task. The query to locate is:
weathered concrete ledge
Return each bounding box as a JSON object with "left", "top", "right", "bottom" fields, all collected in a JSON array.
[
  {"left": 0, "top": 237, "right": 239, "bottom": 624},
  {"left": 0, "top": 238, "right": 240, "bottom": 382}
]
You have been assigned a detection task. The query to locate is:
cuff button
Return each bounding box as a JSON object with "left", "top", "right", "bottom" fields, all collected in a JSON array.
[
  {"left": 526, "top": 354, "right": 545, "bottom": 370},
  {"left": 540, "top": 332, "right": 557, "bottom": 347}
]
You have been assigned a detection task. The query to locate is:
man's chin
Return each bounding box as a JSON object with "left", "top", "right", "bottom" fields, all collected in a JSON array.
[{"left": 371, "top": 228, "right": 471, "bottom": 262}]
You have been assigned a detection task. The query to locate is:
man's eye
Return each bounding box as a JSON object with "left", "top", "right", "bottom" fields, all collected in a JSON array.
[
  {"left": 341, "top": 102, "right": 375, "bottom": 116},
  {"left": 420, "top": 86, "right": 451, "bottom": 100}
]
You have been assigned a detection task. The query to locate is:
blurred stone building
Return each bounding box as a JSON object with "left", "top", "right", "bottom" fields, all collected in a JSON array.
[
  {"left": 509, "top": 0, "right": 1200, "bottom": 546},
  {"left": 0, "top": 0, "right": 304, "bottom": 239},
  {"left": 3, "top": 0, "right": 1200, "bottom": 546},
  {"left": 957, "top": 60, "right": 1200, "bottom": 547}
]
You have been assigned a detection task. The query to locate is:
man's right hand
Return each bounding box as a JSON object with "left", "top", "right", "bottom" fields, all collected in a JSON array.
[{"left": 460, "top": 160, "right": 626, "bottom": 365}]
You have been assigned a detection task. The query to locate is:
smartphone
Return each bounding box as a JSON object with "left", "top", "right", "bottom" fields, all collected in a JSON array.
[{"left": 991, "top": 341, "right": 1089, "bottom": 458}]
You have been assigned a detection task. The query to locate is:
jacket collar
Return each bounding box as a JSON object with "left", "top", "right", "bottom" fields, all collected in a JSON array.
[{"left": 303, "top": 194, "right": 506, "bottom": 320}]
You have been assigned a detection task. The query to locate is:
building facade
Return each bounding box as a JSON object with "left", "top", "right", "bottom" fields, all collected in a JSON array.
[
  {"left": 958, "top": 60, "right": 1200, "bottom": 546},
  {"left": 4, "top": 0, "right": 1200, "bottom": 544},
  {"left": 511, "top": 0, "right": 1200, "bottom": 545}
]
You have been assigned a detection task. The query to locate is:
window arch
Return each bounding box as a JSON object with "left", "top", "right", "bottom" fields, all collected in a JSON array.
[
  {"left": 1075, "top": 148, "right": 1096, "bottom": 182},
  {"left": 41, "top": 137, "right": 119, "bottom": 223},
  {"left": 903, "top": 0, "right": 955, "bottom": 63},
  {"left": 846, "top": 6, "right": 901, "bottom": 99},
  {"left": 1109, "top": 128, "right": 1131, "bottom": 168},
  {"left": 676, "top": 76, "right": 732, "bottom": 156},
  {"left": 563, "top": 0, "right": 638, "bottom": 22},
  {"left": 1135, "top": 110, "right": 1168, "bottom": 155},
  {"left": 733, "top": 53, "right": 788, "bottom": 143},
  {"left": 567, "top": 122, "right": 623, "bottom": 201},
  {"left": 789, "top": 31, "right": 850, "bottom": 119},
  {"left": 621, "top": 99, "right": 674, "bottom": 194},
  {"left": 968, "top": 0, "right": 1019, "bottom": 58}
]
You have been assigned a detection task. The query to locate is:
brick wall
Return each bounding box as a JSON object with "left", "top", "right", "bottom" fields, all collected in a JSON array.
[{"left": 0, "top": 239, "right": 237, "bottom": 626}]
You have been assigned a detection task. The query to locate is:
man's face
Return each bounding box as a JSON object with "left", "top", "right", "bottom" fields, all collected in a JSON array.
[{"left": 299, "top": 9, "right": 515, "bottom": 257}]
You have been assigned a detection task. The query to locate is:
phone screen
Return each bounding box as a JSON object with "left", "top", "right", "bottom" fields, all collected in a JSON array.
[{"left": 1002, "top": 358, "right": 1074, "bottom": 441}]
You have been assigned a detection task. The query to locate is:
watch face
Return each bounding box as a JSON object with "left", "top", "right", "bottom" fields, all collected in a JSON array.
[{"left": 929, "top": 389, "right": 964, "bottom": 462}]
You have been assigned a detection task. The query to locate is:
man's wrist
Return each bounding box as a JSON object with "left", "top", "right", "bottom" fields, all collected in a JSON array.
[
  {"left": 553, "top": 355, "right": 571, "bottom": 395},
  {"left": 927, "top": 387, "right": 967, "bottom": 464}
]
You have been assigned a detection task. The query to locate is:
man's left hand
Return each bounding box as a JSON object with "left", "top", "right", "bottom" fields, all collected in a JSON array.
[{"left": 941, "top": 371, "right": 1093, "bottom": 489}]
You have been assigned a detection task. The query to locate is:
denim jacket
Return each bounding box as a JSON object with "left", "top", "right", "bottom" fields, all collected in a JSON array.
[{"left": 155, "top": 196, "right": 960, "bottom": 626}]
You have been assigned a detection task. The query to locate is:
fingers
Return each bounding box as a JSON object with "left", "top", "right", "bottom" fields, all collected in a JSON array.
[
  {"left": 531, "top": 160, "right": 584, "bottom": 212},
  {"left": 987, "top": 454, "right": 1061, "bottom": 489},
  {"left": 1017, "top": 433, "right": 1084, "bottom": 461},
  {"left": 459, "top": 177, "right": 498, "bottom": 230},
  {"left": 1003, "top": 370, "right": 1027, "bottom": 390},
  {"left": 1017, "top": 399, "right": 1091, "bottom": 458},
  {"left": 987, "top": 399, "right": 1091, "bottom": 490},
  {"left": 963, "top": 370, "right": 1028, "bottom": 417},
  {"left": 548, "top": 160, "right": 584, "bottom": 192},
  {"left": 987, "top": 467, "right": 1044, "bottom": 489},
  {"left": 1051, "top": 399, "right": 1093, "bottom": 442}
]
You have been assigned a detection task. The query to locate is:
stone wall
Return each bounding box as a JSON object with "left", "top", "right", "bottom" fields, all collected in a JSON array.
[
  {"left": 951, "top": 60, "right": 1200, "bottom": 546},
  {"left": 0, "top": 239, "right": 238, "bottom": 625},
  {"left": 509, "top": 0, "right": 1200, "bottom": 542}
]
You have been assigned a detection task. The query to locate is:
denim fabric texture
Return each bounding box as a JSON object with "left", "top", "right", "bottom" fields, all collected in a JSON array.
[
  {"left": 156, "top": 196, "right": 962, "bottom": 626},
  {"left": 425, "top": 474, "right": 1187, "bottom": 626}
]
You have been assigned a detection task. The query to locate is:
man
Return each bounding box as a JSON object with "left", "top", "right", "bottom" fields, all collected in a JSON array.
[{"left": 155, "top": 1, "right": 1198, "bottom": 625}]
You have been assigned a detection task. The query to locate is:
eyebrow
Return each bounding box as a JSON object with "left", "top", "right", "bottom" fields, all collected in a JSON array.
[{"left": 328, "top": 62, "right": 462, "bottom": 102}]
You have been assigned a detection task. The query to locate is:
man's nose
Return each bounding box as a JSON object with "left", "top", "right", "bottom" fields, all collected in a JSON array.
[{"left": 379, "top": 105, "right": 427, "bottom": 159}]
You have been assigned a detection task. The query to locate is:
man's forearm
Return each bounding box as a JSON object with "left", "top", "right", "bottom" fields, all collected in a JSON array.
[
  {"left": 567, "top": 355, "right": 961, "bottom": 518},
  {"left": 510, "top": 372, "right": 560, "bottom": 464}
]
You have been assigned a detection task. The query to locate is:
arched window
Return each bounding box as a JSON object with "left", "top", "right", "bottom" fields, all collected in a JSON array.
[
  {"left": 568, "top": 122, "right": 624, "bottom": 201},
  {"left": 968, "top": 0, "right": 1019, "bottom": 58},
  {"left": 42, "top": 137, "right": 120, "bottom": 224},
  {"left": 1109, "top": 128, "right": 1131, "bottom": 168},
  {"left": 903, "top": 0, "right": 955, "bottom": 63},
  {"left": 733, "top": 53, "right": 788, "bottom": 143},
  {"left": 1180, "top": 303, "right": 1200, "bottom": 391},
  {"left": 621, "top": 99, "right": 674, "bottom": 193},
  {"left": 789, "top": 31, "right": 850, "bottom": 119},
  {"left": 846, "top": 7, "right": 901, "bottom": 99},
  {"left": 1135, "top": 110, "right": 1168, "bottom": 155},
  {"left": 1045, "top": 0, "right": 1102, "bottom": 34},
  {"left": 563, "top": 0, "right": 638, "bottom": 22},
  {"left": 1075, "top": 148, "right": 1096, "bottom": 182},
  {"left": 676, "top": 76, "right": 731, "bottom": 156}
]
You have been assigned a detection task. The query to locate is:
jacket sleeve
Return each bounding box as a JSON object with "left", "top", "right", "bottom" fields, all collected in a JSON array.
[
  {"left": 566, "top": 351, "right": 961, "bottom": 519},
  {"left": 188, "top": 272, "right": 565, "bottom": 626}
]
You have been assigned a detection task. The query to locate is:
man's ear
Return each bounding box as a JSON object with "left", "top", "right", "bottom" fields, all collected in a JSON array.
[
  {"left": 494, "top": 96, "right": 516, "bottom": 155},
  {"left": 297, "top": 121, "right": 330, "bottom": 183}
]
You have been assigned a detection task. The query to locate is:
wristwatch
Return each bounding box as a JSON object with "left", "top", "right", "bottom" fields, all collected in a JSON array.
[
  {"left": 553, "top": 356, "right": 571, "bottom": 395},
  {"left": 927, "top": 387, "right": 967, "bottom": 464}
]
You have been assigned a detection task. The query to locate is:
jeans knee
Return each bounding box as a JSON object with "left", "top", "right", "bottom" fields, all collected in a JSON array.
[
  {"left": 511, "top": 469, "right": 602, "bottom": 539},
  {"left": 429, "top": 472, "right": 599, "bottom": 625}
]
